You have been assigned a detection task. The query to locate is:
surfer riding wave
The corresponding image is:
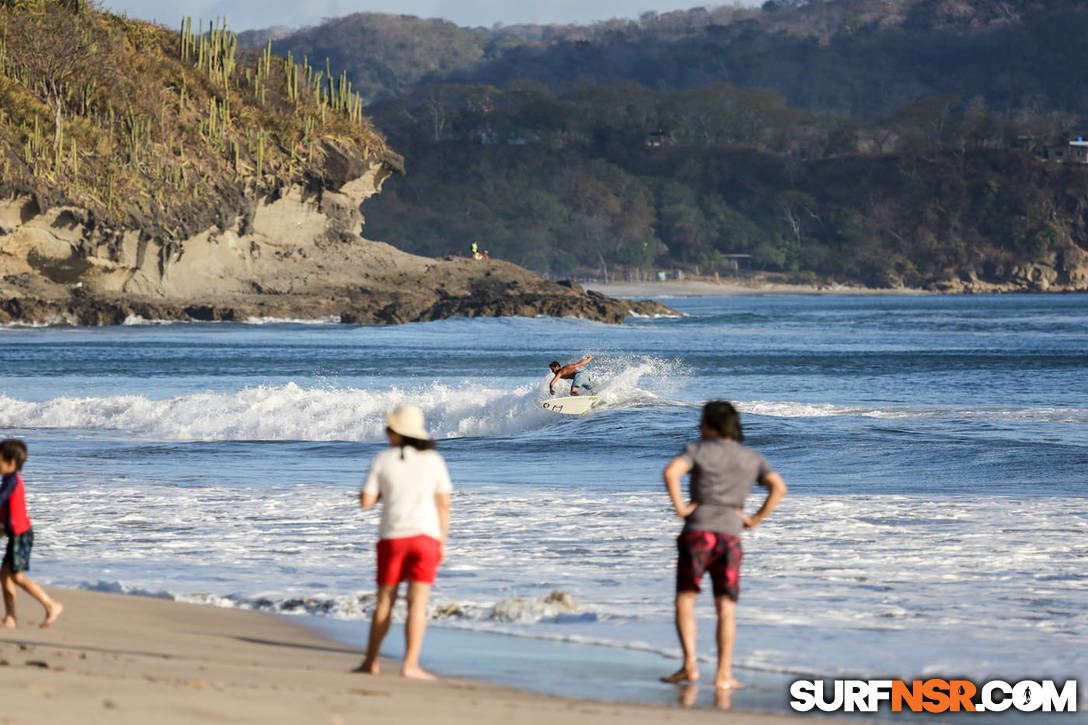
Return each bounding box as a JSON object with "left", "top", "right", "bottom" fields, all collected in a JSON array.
[{"left": 548, "top": 355, "right": 594, "bottom": 396}]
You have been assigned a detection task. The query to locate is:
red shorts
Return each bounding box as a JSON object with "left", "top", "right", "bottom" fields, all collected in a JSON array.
[
  {"left": 376, "top": 535, "right": 442, "bottom": 586},
  {"left": 676, "top": 530, "right": 742, "bottom": 600}
]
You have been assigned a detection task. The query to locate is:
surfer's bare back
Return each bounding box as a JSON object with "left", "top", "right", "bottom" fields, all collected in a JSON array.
[{"left": 549, "top": 355, "right": 593, "bottom": 396}]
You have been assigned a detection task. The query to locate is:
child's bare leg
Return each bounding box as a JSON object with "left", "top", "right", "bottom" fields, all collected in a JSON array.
[
  {"left": 661, "top": 590, "right": 699, "bottom": 683},
  {"left": 355, "top": 585, "right": 398, "bottom": 674},
  {"left": 9, "top": 571, "right": 62, "bottom": 628},
  {"left": 401, "top": 581, "right": 435, "bottom": 680},
  {"left": 713, "top": 595, "right": 742, "bottom": 689},
  {"left": 1, "top": 563, "right": 16, "bottom": 627}
]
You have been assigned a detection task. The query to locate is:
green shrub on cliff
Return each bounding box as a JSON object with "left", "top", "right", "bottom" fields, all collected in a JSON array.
[{"left": 0, "top": 2, "right": 398, "bottom": 240}]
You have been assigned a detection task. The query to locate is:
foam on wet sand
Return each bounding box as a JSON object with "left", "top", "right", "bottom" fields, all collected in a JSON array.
[{"left": 0, "top": 587, "right": 810, "bottom": 724}]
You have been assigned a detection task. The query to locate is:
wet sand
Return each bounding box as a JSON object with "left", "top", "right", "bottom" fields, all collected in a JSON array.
[{"left": 0, "top": 587, "right": 814, "bottom": 724}]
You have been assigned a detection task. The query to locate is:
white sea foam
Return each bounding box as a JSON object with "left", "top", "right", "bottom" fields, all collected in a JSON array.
[
  {"left": 0, "top": 384, "right": 534, "bottom": 440},
  {"left": 0, "top": 356, "right": 685, "bottom": 441},
  {"left": 121, "top": 314, "right": 342, "bottom": 326},
  {"left": 625, "top": 309, "right": 684, "bottom": 319},
  {"left": 0, "top": 318, "right": 64, "bottom": 328},
  {"left": 34, "top": 479, "right": 1088, "bottom": 681},
  {"left": 121, "top": 315, "right": 176, "bottom": 326},
  {"left": 244, "top": 316, "right": 342, "bottom": 325},
  {"left": 742, "top": 400, "right": 1088, "bottom": 424},
  {"left": 2, "top": 382, "right": 1078, "bottom": 443}
]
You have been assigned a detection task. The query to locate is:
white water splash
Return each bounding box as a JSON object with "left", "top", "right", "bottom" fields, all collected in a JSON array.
[{"left": 0, "top": 356, "right": 689, "bottom": 441}]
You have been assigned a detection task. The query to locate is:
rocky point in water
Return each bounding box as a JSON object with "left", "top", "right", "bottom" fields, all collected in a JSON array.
[
  {"left": 0, "top": 178, "right": 675, "bottom": 325},
  {"left": 0, "top": 159, "right": 674, "bottom": 325}
]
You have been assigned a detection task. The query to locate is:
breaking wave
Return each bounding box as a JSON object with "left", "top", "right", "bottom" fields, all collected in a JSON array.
[{"left": 0, "top": 356, "right": 687, "bottom": 441}]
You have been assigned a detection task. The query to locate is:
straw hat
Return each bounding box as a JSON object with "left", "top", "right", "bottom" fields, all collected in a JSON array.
[{"left": 385, "top": 404, "right": 432, "bottom": 441}]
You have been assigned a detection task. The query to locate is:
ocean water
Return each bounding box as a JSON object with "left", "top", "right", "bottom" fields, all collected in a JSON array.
[{"left": 1, "top": 294, "right": 1085, "bottom": 715}]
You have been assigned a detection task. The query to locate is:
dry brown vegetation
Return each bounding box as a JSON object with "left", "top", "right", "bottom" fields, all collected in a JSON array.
[{"left": 0, "top": 1, "right": 399, "bottom": 240}]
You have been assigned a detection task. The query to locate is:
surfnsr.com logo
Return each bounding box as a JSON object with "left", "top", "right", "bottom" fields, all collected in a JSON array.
[{"left": 789, "top": 679, "right": 1079, "bottom": 713}]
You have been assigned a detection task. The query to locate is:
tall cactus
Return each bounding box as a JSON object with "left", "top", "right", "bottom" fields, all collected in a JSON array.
[{"left": 256, "top": 130, "right": 265, "bottom": 176}]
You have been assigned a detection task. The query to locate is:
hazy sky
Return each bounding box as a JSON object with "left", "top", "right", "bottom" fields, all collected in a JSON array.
[{"left": 103, "top": 1, "right": 755, "bottom": 31}]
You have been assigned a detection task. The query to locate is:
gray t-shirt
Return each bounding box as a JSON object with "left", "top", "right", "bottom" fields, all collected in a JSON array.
[{"left": 679, "top": 438, "right": 773, "bottom": 536}]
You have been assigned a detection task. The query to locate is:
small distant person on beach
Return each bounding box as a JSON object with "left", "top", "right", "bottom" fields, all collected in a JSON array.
[
  {"left": 0, "top": 439, "right": 63, "bottom": 629},
  {"left": 661, "top": 402, "right": 786, "bottom": 690},
  {"left": 548, "top": 355, "right": 593, "bottom": 396},
  {"left": 471, "top": 241, "right": 482, "bottom": 260},
  {"left": 355, "top": 406, "right": 451, "bottom": 680}
]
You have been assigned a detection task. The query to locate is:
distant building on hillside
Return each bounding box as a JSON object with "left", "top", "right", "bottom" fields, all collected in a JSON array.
[
  {"left": 647, "top": 128, "right": 672, "bottom": 148},
  {"left": 720, "top": 254, "right": 751, "bottom": 272},
  {"left": 1042, "top": 137, "right": 1088, "bottom": 163},
  {"left": 1069, "top": 139, "right": 1088, "bottom": 163}
]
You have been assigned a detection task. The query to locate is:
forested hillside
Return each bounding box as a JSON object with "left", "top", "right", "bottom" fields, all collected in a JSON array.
[
  {"left": 240, "top": 0, "right": 1088, "bottom": 289},
  {"left": 447, "top": 0, "right": 1088, "bottom": 119},
  {"left": 252, "top": 0, "right": 1088, "bottom": 117},
  {"left": 362, "top": 83, "right": 1088, "bottom": 288}
]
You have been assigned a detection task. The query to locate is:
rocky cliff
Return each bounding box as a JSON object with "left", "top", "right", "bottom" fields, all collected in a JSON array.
[
  {"left": 928, "top": 243, "right": 1088, "bottom": 294},
  {"left": 0, "top": 5, "right": 673, "bottom": 326},
  {"left": 0, "top": 161, "right": 674, "bottom": 325}
]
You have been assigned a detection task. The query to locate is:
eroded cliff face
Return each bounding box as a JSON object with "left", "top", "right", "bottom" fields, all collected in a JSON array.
[
  {"left": 1, "top": 155, "right": 383, "bottom": 293},
  {"left": 930, "top": 242, "right": 1088, "bottom": 293},
  {"left": 0, "top": 159, "right": 674, "bottom": 325}
]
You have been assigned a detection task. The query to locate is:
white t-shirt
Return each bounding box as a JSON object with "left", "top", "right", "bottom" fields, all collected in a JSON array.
[{"left": 362, "top": 447, "right": 453, "bottom": 540}]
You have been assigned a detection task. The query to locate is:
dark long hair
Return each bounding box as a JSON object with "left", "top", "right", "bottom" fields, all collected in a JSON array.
[
  {"left": 387, "top": 427, "right": 437, "bottom": 458},
  {"left": 400, "top": 436, "right": 436, "bottom": 451},
  {"left": 701, "top": 401, "right": 743, "bottom": 441}
]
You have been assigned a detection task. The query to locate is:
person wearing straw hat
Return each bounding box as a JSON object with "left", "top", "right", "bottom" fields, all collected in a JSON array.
[{"left": 355, "top": 405, "right": 452, "bottom": 680}]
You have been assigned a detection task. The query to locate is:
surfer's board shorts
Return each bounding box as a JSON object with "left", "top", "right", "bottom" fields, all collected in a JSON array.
[
  {"left": 676, "top": 529, "right": 742, "bottom": 600},
  {"left": 3, "top": 528, "right": 33, "bottom": 573},
  {"left": 571, "top": 371, "right": 591, "bottom": 389},
  {"left": 376, "top": 534, "right": 442, "bottom": 585}
]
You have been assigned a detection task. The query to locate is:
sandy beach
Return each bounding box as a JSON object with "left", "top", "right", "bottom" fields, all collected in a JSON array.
[
  {"left": 0, "top": 587, "right": 813, "bottom": 724},
  {"left": 585, "top": 278, "right": 927, "bottom": 298}
]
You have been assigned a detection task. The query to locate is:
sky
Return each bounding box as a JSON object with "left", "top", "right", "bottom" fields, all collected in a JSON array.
[{"left": 103, "top": 0, "right": 756, "bottom": 32}]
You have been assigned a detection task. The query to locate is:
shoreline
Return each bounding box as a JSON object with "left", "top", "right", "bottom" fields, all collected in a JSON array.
[
  {"left": 0, "top": 586, "right": 812, "bottom": 724},
  {"left": 584, "top": 279, "right": 931, "bottom": 298}
]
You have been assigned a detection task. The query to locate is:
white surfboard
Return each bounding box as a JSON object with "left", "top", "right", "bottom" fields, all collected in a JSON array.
[{"left": 542, "top": 395, "right": 599, "bottom": 415}]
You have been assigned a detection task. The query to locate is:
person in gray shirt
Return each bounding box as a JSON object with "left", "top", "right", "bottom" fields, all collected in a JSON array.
[{"left": 661, "top": 401, "right": 787, "bottom": 690}]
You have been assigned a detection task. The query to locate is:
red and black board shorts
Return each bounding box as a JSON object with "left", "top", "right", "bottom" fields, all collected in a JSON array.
[
  {"left": 676, "top": 529, "right": 742, "bottom": 600},
  {"left": 376, "top": 535, "right": 442, "bottom": 586},
  {"left": 3, "top": 528, "right": 33, "bottom": 574}
]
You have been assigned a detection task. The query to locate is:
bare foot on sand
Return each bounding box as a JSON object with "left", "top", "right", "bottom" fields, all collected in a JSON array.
[
  {"left": 351, "top": 660, "right": 379, "bottom": 675},
  {"left": 41, "top": 602, "right": 63, "bottom": 628},
  {"left": 401, "top": 665, "right": 436, "bottom": 680},
  {"left": 661, "top": 666, "right": 700, "bottom": 684},
  {"left": 715, "top": 677, "right": 744, "bottom": 690},
  {"left": 2, "top": 615, "right": 14, "bottom": 629}
]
